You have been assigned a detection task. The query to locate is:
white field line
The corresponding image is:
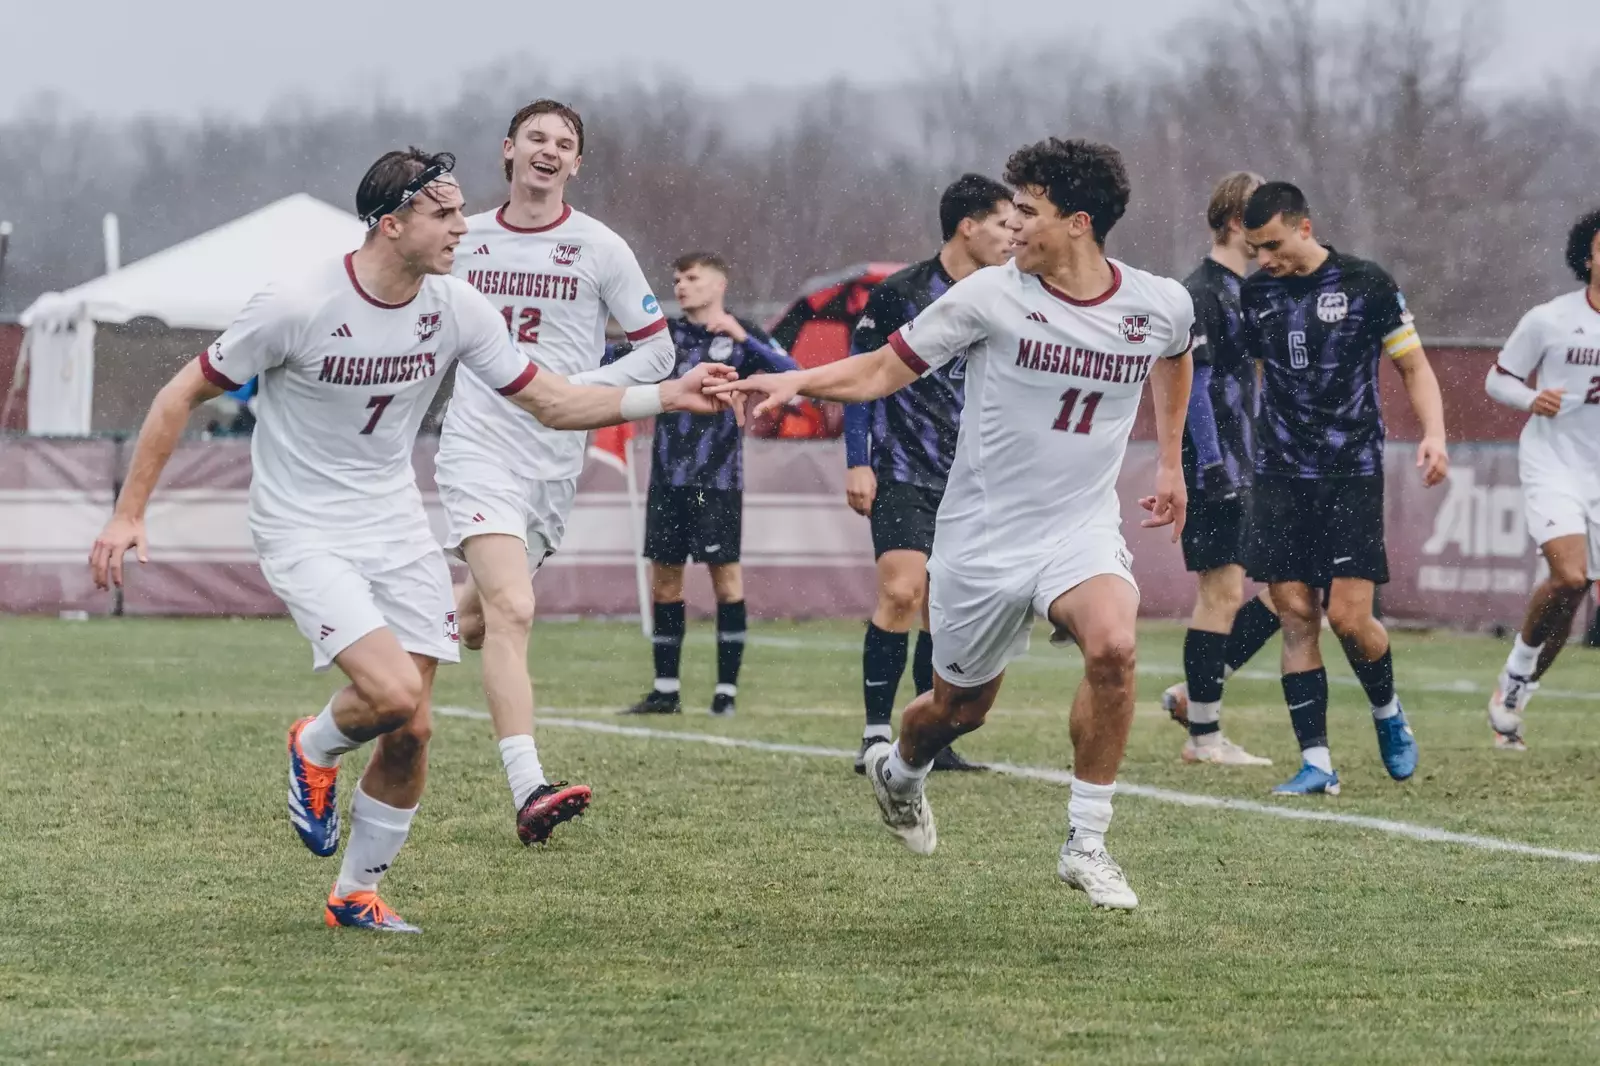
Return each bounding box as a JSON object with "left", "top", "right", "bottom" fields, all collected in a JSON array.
[
  {"left": 721, "top": 633, "right": 1600, "bottom": 705},
  {"left": 435, "top": 706, "right": 1600, "bottom": 865}
]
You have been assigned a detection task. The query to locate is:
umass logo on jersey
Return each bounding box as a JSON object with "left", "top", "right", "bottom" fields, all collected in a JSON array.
[
  {"left": 550, "top": 243, "right": 582, "bottom": 266},
  {"left": 1120, "top": 314, "right": 1151, "bottom": 344},
  {"left": 415, "top": 312, "right": 441, "bottom": 342}
]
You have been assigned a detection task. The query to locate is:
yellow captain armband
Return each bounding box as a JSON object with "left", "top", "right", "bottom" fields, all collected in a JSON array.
[{"left": 1382, "top": 324, "right": 1422, "bottom": 359}]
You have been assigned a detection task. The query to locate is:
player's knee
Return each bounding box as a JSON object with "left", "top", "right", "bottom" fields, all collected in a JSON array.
[
  {"left": 1548, "top": 563, "right": 1591, "bottom": 595},
  {"left": 942, "top": 688, "right": 993, "bottom": 731},
  {"left": 1197, "top": 580, "right": 1244, "bottom": 619},
  {"left": 363, "top": 671, "right": 425, "bottom": 731},
  {"left": 1080, "top": 634, "right": 1137, "bottom": 691},
  {"left": 878, "top": 577, "right": 924, "bottom": 623},
  {"left": 1324, "top": 598, "right": 1370, "bottom": 639},
  {"left": 483, "top": 587, "right": 537, "bottom": 633}
]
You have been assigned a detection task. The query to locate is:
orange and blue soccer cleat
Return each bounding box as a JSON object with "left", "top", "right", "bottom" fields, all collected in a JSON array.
[
  {"left": 288, "top": 716, "right": 341, "bottom": 857},
  {"left": 516, "top": 781, "right": 592, "bottom": 845},
  {"left": 324, "top": 888, "right": 421, "bottom": 933}
]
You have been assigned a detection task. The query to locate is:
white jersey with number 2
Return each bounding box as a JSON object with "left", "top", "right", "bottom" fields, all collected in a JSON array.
[
  {"left": 440, "top": 205, "right": 668, "bottom": 480},
  {"left": 200, "top": 253, "right": 535, "bottom": 554},
  {"left": 886, "top": 259, "right": 1194, "bottom": 575},
  {"left": 1497, "top": 289, "right": 1600, "bottom": 489}
]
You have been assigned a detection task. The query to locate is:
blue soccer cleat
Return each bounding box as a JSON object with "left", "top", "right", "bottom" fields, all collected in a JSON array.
[
  {"left": 1373, "top": 703, "right": 1419, "bottom": 781},
  {"left": 288, "top": 716, "right": 341, "bottom": 857},
  {"left": 1271, "top": 763, "right": 1341, "bottom": 796},
  {"left": 324, "top": 888, "right": 421, "bottom": 934}
]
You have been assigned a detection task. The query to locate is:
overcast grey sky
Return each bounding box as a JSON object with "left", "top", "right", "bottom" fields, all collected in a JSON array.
[{"left": 4, "top": 0, "right": 1594, "bottom": 117}]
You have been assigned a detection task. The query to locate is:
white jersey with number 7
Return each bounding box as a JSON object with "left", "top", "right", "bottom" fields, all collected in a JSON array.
[
  {"left": 886, "top": 259, "right": 1194, "bottom": 575},
  {"left": 199, "top": 253, "right": 535, "bottom": 554}
]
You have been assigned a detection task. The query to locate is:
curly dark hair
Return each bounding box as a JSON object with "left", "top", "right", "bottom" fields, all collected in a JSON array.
[
  {"left": 1002, "top": 139, "right": 1130, "bottom": 245},
  {"left": 1565, "top": 208, "right": 1600, "bottom": 283}
]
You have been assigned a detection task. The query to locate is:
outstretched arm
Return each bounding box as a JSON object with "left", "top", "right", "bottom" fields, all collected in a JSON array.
[
  {"left": 707, "top": 346, "right": 919, "bottom": 418},
  {"left": 90, "top": 358, "right": 223, "bottom": 587},
  {"left": 505, "top": 361, "right": 737, "bottom": 430}
]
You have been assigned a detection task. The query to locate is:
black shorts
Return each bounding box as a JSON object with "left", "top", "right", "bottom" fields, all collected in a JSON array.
[
  {"left": 870, "top": 479, "right": 942, "bottom": 558},
  {"left": 1247, "top": 475, "right": 1389, "bottom": 587},
  {"left": 644, "top": 485, "right": 742, "bottom": 565},
  {"left": 1181, "top": 493, "right": 1250, "bottom": 573}
]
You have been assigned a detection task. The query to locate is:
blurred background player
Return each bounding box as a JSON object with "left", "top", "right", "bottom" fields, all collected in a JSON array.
[
  {"left": 1483, "top": 208, "right": 1600, "bottom": 750},
  {"left": 844, "top": 173, "right": 1015, "bottom": 773},
  {"left": 714, "top": 139, "right": 1195, "bottom": 910},
  {"left": 1241, "top": 181, "right": 1447, "bottom": 796},
  {"left": 437, "top": 99, "right": 680, "bottom": 845},
  {"left": 1165, "top": 172, "right": 1273, "bottom": 767},
  {"left": 624, "top": 252, "right": 798, "bottom": 717},
  {"left": 87, "top": 148, "right": 734, "bottom": 931}
]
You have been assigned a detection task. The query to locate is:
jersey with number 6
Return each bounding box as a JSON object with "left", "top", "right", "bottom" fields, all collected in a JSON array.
[
  {"left": 199, "top": 253, "right": 535, "bottom": 554},
  {"left": 441, "top": 204, "right": 667, "bottom": 480},
  {"left": 1496, "top": 288, "right": 1600, "bottom": 486},
  {"left": 886, "top": 259, "right": 1194, "bottom": 575}
]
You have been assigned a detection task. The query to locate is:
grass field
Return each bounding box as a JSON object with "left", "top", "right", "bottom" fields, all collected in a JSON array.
[{"left": 4, "top": 614, "right": 1600, "bottom": 1065}]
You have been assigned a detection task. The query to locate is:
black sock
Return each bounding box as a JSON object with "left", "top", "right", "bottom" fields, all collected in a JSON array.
[
  {"left": 652, "top": 601, "right": 685, "bottom": 692},
  {"left": 1225, "top": 597, "right": 1282, "bottom": 674},
  {"left": 863, "top": 623, "right": 909, "bottom": 730},
  {"left": 1345, "top": 644, "right": 1395, "bottom": 709},
  {"left": 716, "top": 600, "right": 746, "bottom": 690},
  {"left": 912, "top": 630, "right": 934, "bottom": 696},
  {"left": 1183, "top": 628, "right": 1228, "bottom": 737},
  {"left": 1282, "top": 668, "right": 1329, "bottom": 751}
]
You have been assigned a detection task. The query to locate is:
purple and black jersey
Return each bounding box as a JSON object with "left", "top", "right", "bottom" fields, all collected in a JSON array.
[
  {"left": 1243, "top": 247, "right": 1413, "bottom": 479},
  {"left": 647, "top": 317, "right": 797, "bottom": 491},
  {"left": 1181, "top": 258, "right": 1256, "bottom": 495},
  {"left": 844, "top": 256, "right": 965, "bottom": 492}
]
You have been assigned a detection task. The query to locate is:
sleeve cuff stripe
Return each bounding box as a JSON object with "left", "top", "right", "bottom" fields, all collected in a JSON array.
[
  {"left": 625, "top": 318, "right": 668, "bottom": 342},
  {"left": 198, "top": 350, "right": 243, "bottom": 392},
  {"left": 497, "top": 362, "right": 538, "bottom": 395},
  {"left": 887, "top": 330, "right": 929, "bottom": 374}
]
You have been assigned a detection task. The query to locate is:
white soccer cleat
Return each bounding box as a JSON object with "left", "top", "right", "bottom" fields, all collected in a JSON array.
[
  {"left": 1181, "top": 734, "right": 1274, "bottom": 766},
  {"left": 1488, "top": 672, "right": 1537, "bottom": 751},
  {"left": 1057, "top": 841, "right": 1138, "bottom": 910},
  {"left": 863, "top": 742, "right": 937, "bottom": 855}
]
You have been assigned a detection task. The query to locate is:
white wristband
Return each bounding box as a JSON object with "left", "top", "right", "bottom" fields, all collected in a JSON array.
[{"left": 620, "top": 384, "right": 664, "bottom": 420}]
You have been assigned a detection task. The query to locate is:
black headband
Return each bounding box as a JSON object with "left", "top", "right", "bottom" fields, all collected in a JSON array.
[{"left": 361, "top": 158, "right": 455, "bottom": 229}]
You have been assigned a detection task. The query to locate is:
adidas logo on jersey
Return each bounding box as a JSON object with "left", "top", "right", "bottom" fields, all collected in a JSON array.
[
  {"left": 331, "top": 324, "right": 352, "bottom": 337},
  {"left": 471, "top": 512, "right": 486, "bottom": 523},
  {"left": 1026, "top": 311, "right": 1048, "bottom": 324},
  {"left": 472, "top": 244, "right": 490, "bottom": 255},
  {"left": 318, "top": 624, "right": 336, "bottom": 639}
]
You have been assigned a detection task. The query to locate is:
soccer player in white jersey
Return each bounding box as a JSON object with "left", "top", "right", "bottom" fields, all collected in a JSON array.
[
  {"left": 1483, "top": 209, "right": 1600, "bottom": 750},
  {"left": 713, "top": 139, "right": 1194, "bottom": 910},
  {"left": 87, "top": 149, "right": 733, "bottom": 933},
  {"left": 435, "top": 100, "right": 678, "bottom": 845}
]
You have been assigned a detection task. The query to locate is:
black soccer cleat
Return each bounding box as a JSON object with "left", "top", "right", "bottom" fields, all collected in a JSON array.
[
  {"left": 709, "top": 693, "right": 736, "bottom": 718},
  {"left": 620, "top": 690, "right": 682, "bottom": 716},
  {"left": 931, "top": 745, "right": 985, "bottom": 772}
]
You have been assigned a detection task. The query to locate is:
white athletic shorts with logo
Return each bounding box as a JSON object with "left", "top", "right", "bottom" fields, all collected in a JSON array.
[
  {"left": 435, "top": 453, "right": 579, "bottom": 565},
  {"left": 260, "top": 539, "right": 460, "bottom": 672},
  {"left": 1521, "top": 471, "right": 1600, "bottom": 579},
  {"left": 927, "top": 529, "right": 1137, "bottom": 688}
]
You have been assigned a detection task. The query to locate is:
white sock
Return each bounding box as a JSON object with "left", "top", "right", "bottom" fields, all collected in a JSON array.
[
  {"left": 1221, "top": 664, "right": 1236, "bottom": 680},
  {"left": 334, "top": 788, "right": 416, "bottom": 897},
  {"left": 714, "top": 683, "right": 737, "bottom": 697},
  {"left": 1302, "top": 745, "right": 1334, "bottom": 773},
  {"left": 499, "top": 734, "right": 546, "bottom": 809},
  {"left": 653, "top": 678, "right": 681, "bottom": 694},
  {"left": 1371, "top": 697, "right": 1400, "bottom": 720},
  {"left": 882, "top": 742, "right": 932, "bottom": 797},
  {"left": 1067, "top": 778, "right": 1115, "bottom": 851},
  {"left": 1188, "top": 699, "right": 1222, "bottom": 726},
  {"left": 863, "top": 724, "right": 892, "bottom": 742},
  {"left": 1506, "top": 636, "right": 1541, "bottom": 678},
  {"left": 299, "top": 700, "right": 360, "bottom": 768}
]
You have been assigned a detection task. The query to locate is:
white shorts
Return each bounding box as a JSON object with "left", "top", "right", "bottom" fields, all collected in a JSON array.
[
  {"left": 435, "top": 454, "right": 578, "bottom": 564},
  {"left": 927, "top": 531, "right": 1137, "bottom": 688},
  {"left": 260, "top": 542, "right": 460, "bottom": 672},
  {"left": 1523, "top": 477, "right": 1600, "bottom": 579}
]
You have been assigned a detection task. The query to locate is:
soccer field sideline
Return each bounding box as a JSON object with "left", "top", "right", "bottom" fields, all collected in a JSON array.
[{"left": 432, "top": 705, "right": 1600, "bottom": 866}]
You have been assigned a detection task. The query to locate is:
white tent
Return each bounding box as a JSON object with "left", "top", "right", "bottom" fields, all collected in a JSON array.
[{"left": 16, "top": 195, "right": 364, "bottom": 434}]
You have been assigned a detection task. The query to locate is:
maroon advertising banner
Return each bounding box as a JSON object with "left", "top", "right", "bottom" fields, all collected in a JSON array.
[{"left": 0, "top": 435, "right": 1556, "bottom": 630}]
